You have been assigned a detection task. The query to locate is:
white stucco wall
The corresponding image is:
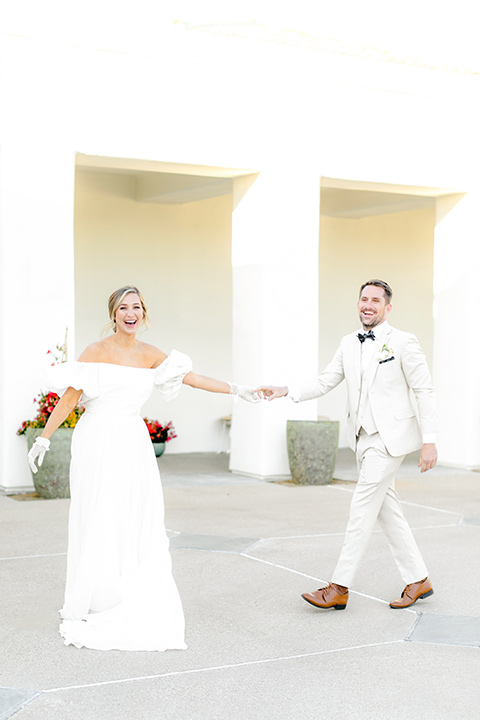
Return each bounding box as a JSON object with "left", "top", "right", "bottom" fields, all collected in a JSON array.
[
  {"left": 0, "top": 146, "right": 76, "bottom": 492},
  {"left": 433, "top": 192, "right": 480, "bottom": 468},
  {"left": 74, "top": 174, "right": 436, "bottom": 454},
  {"left": 74, "top": 170, "right": 234, "bottom": 453},
  {"left": 316, "top": 206, "right": 435, "bottom": 445}
]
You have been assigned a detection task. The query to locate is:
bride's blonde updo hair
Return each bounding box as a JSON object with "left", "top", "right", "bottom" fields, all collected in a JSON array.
[{"left": 105, "top": 286, "right": 150, "bottom": 334}]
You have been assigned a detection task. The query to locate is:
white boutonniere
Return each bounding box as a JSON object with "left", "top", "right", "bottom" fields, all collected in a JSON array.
[{"left": 377, "top": 344, "right": 395, "bottom": 364}]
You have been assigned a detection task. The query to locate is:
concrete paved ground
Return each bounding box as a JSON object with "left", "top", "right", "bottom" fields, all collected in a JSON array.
[{"left": 1, "top": 450, "right": 479, "bottom": 720}]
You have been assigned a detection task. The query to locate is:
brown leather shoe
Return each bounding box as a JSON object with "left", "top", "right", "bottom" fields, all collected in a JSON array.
[
  {"left": 302, "top": 583, "right": 348, "bottom": 610},
  {"left": 389, "top": 577, "right": 434, "bottom": 609}
]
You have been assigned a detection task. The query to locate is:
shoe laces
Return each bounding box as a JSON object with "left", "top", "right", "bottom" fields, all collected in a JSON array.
[
  {"left": 317, "top": 583, "right": 346, "bottom": 597},
  {"left": 402, "top": 578, "right": 427, "bottom": 596}
]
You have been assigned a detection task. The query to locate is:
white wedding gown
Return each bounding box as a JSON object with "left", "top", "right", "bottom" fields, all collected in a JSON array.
[{"left": 47, "top": 351, "right": 191, "bottom": 651}]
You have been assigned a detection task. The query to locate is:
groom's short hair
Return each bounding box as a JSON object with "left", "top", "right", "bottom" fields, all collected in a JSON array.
[{"left": 359, "top": 279, "right": 393, "bottom": 304}]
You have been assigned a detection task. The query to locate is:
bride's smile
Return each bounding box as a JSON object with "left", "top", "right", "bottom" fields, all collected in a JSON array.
[{"left": 115, "top": 294, "right": 144, "bottom": 334}]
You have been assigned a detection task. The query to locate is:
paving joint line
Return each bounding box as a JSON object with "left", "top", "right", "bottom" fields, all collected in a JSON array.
[
  {"left": 401, "top": 500, "right": 464, "bottom": 517},
  {"left": 0, "top": 552, "right": 67, "bottom": 561},
  {"left": 42, "top": 639, "right": 405, "bottom": 693},
  {"left": 405, "top": 612, "right": 423, "bottom": 641},
  {"left": 329, "top": 484, "right": 465, "bottom": 517},
  {"left": 261, "top": 522, "right": 458, "bottom": 541},
  {"left": 239, "top": 552, "right": 417, "bottom": 610}
]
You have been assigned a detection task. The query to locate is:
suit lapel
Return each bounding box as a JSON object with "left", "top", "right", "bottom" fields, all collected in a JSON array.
[{"left": 366, "top": 324, "right": 393, "bottom": 387}]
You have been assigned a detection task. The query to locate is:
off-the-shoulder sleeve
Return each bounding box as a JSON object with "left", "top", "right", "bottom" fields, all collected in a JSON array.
[
  {"left": 154, "top": 350, "right": 193, "bottom": 401},
  {"left": 46, "top": 362, "right": 100, "bottom": 401}
]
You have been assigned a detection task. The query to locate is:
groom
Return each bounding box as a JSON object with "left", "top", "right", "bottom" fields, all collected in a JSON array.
[{"left": 258, "top": 280, "right": 437, "bottom": 610}]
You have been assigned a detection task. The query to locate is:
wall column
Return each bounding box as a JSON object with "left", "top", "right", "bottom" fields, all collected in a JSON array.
[
  {"left": 230, "top": 168, "right": 320, "bottom": 477},
  {"left": 433, "top": 192, "right": 480, "bottom": 468},
  {"left": 0, "top": 142, "right": 76, "bottom": 492}
]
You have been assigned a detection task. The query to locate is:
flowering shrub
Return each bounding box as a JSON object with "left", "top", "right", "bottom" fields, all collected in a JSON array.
[
  {"left": 47, "top": 344, "right": 66, "bottom": 366},
  {"left": 143, "top": 418, "right": 177, "bottom": 444},
  {"left": 17, "top": 391, "right": 84, "bottom": 435}
]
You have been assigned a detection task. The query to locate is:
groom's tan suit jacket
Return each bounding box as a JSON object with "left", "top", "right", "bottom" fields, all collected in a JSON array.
[{"left": 291, "top": 323, "right": 437, "bottom": 457}]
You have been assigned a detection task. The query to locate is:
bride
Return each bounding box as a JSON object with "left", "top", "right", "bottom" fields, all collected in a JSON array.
[{"left": 28, "top": 285, "right": 259, "bottom": 652}]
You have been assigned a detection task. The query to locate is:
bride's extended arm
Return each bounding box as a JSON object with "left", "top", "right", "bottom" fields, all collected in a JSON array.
[
  {"left": 28, "top": 387, "right": 83, "bottom": 473},
  {"left": 182, "top": 372, "right": 230, "bottom": 394},
  {"left": 40, "top": 387, "right": 84, "bottom": 440},
  {"left": 182, "top": 372, "right": 260, "bottom": 402}
]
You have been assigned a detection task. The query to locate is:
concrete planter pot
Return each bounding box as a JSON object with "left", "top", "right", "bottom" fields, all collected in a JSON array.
[
  {"left": 25, "top": 427, "right": 73, "bottom": 499},
  {"left": 152, "top": 442, "right": 166, "bottom": 457},
  {"left": 286, "top": 420, "right": 340, "bottom": 485}
]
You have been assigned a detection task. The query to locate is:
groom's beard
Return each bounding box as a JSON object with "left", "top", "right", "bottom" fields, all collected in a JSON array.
[{"left": 359, "top": 311, "right": 385, "bottom": 329}]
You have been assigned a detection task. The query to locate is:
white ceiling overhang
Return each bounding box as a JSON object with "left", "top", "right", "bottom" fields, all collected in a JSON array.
[{"left": 76, "top": 154, "right": 459, "bottom": 216}]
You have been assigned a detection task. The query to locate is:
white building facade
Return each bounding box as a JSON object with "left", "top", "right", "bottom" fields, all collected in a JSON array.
[{"left": 1, "top": 17, "right": 479, "bottom": 492}]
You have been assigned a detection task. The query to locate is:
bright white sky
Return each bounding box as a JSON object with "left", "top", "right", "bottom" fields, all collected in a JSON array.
[
  {"left": 3, "top": 0, "right": 480, "bottom": 71},
  {"left": 166, "top": 0, "right": 480, "bottom": 70}
]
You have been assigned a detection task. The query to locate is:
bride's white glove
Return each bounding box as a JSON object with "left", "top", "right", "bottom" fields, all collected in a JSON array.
[
  {"left": 228, "top": 383, "right": 262, "bottom": 403},
  {"left": 28, "top": 437, "right": 51, "bottom": 473}
]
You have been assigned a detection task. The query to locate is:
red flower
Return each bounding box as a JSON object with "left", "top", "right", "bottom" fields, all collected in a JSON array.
[{"left": 143, "top": 418, "right": 177, "bottom": 444}]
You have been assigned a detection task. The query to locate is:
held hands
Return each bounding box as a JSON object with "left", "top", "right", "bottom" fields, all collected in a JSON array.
[
  {"left": 255, "top": 386, "right": 289, "bottom": 401},
  {"left": 228, "top": 384, "right": 289, "bottom": 403},
  {"left": 28, "top": 437, "right": 51, "bottom": 474},
  {"left": 418, "top": 443, "right": 438, "bottom": 473},
  {"left": 228, "top": 384, "right": 262, "bottom": 403}
]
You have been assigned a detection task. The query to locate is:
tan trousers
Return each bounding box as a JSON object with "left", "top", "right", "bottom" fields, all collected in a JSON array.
[{"left": 331, "top": 430, "right": 428, "bottom": 588}]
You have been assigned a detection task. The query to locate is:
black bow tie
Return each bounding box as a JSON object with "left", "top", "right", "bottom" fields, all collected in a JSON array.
[{"left": 357, "top": 330, "right": 376, "bottom": 343}]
